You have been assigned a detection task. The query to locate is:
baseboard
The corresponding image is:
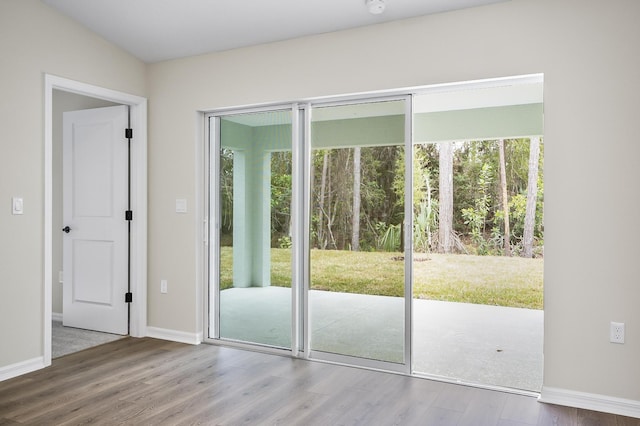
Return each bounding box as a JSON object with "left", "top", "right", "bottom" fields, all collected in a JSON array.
[
  {"left": 539, "top": 386, "right": 640, "bottom": 419},
  {"left": 0, "top": 357, "right": 45, "bottom": 382},
  {"left": 52, "top": 312, "right": 63, "bottom": 322},
  {"left": 146, "top": 326, "right": 202, "bottom": 345}
]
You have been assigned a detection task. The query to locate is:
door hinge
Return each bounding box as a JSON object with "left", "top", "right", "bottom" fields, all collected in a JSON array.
[
  {"left": 125, "top": 292, "right": 133, "bottom": 303},
  {"left": 125, "top": 210, "right": 133, "bottom": 221},
  {"left": 125, "top": 128, "right": 133, "bottom": 139}
]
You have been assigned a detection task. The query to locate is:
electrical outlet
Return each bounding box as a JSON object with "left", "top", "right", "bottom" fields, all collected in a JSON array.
[
  {"left": 161, "top": 279, "right": 168, "bottom": 294},
  {"left": 610, "top": 322, "right": 625, "bottom": 344}
]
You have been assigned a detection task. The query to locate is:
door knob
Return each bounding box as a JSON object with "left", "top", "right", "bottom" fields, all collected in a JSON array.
[{"left": 62, "top": 226, "right": 71, "bottom": 233}]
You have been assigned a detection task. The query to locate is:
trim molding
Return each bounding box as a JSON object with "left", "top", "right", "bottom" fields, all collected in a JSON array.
[
  {"left": 44, "top": 74, "right": 148, "bottom": 370},
  {"left": 539, "top": 387, "right": 640, "bottom": 419},
  {"left": 52, "top": 312, "right": 63, "bottom": 322},
  {"left": 146, "top": 327, "right": 202, "bottom": 345},
  {"left": 0, "top": 357, "right": 45, "bottom": 382}
]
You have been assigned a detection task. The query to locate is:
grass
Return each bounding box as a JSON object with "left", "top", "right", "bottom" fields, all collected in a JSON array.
[{"left": 220, "top": 247, "right": 543, "bottom": 310}]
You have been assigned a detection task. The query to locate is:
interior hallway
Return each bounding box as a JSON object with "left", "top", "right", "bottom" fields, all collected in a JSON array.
[{"left": 52, "top": 320, "right": 125, "bottom": 358}]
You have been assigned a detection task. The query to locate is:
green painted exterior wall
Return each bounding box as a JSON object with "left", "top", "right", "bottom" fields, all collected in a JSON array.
[
  {"left": 414, "top": 103, "right": 543, "bottom": 143},
  {"left": 220, "top": 119, "right": 291, "bottom": 288}
]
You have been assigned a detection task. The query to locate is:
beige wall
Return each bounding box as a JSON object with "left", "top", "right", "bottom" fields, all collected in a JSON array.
[
  {"left": 146, "top": 0, "right": 640, "bottom": 402},
  {"left": 0, "top": 0, "right": 146, "bottom": 367}
]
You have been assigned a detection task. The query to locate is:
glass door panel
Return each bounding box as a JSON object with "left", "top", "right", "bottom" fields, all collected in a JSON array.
[
  {"left": 308, "top": 99, "right": 408, "bottom": 364},
  {"left": 216, "top": 109, "right": 293, "bottom": 349}
]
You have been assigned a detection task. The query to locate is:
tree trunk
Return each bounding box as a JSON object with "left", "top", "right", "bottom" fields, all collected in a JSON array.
[
  {"left": 438, "top": 141, "right": 454, "bottom": 253},
  {"left": 351, "top": 147, "right": 361, "bottom": 251},
  {"left": 426, "top": 174, "right": 433, "bottom": 249},
  {"left": 317, "top": 151, "right": 329, "bottom": 249},
  {"left": 498, "top": 139, "right": 511, "bottom": 256},
  {"left": 523, "top": 137, "right": 540, "bottom": 258}
]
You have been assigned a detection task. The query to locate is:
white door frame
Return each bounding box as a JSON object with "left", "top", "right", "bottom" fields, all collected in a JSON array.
[{"left": 44, "top": 74, "right": 148, "bottom": 366}]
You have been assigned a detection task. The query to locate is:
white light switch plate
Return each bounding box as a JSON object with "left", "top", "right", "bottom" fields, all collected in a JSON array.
[
  {"left": 176, "top": 198, "right": 187, "bottom": 213},
  {"left": 12, "top": 197, "right": 23, "bottom": 215}
]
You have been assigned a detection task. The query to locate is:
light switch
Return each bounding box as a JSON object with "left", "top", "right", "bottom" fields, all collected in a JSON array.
[
  {"left": 176, "top": 198, "right": 187, "bottom": 213},
  {"left": 12, "top": 197, "right": 23, "bottom": 215}
]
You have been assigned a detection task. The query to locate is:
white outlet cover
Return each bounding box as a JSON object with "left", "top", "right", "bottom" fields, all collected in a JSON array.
[{"left": 610, "top": 321, "right": 625, "bottom": 344}]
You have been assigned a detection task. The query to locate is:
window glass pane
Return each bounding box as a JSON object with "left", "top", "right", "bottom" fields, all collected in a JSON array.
[
  {"left": 309, "top": 99, "right": 406, "bottom": 363},
  {"left": 218, "top": 110, "right": 293, "bottom": 349}
]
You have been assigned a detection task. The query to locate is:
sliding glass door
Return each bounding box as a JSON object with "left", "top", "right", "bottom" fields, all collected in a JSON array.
[
  {"left": 208, "top": 98, "right": 412, "bottom": 370},
  {"left": 211, "top": 108, "right": 294, "bottom": 349},
  {"left": 207, "top": 75, "right": 543, "bottom": 392},
  {"left": 307, "top": 98, "right": 411, "bottom": 370}
]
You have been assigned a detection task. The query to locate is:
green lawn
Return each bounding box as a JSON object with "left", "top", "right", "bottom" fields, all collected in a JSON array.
[{"left": 220, "top": 247, "right": 543, "bottom": 310}]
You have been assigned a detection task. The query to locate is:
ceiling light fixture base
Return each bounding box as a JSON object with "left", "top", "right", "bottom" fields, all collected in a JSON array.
[{"left": 366, "top": 0, "right": 386, "bottom": 15}]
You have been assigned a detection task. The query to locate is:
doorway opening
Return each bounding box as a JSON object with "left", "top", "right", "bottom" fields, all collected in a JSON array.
[
  {"left": 44, "top": 75, "right": 148, "bottom": 365},
  {"left": 411, "top": 84, "right": 544, "bottom": 392}
]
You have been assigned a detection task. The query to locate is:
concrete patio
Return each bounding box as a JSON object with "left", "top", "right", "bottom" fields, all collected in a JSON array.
[{"left": 219, "top": 286, "right": 543, "bottom": 392}]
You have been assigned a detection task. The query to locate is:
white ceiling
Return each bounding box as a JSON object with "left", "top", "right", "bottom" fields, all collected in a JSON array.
[{"left": 42, "top": 0, "right": 509, "bottom": 63}]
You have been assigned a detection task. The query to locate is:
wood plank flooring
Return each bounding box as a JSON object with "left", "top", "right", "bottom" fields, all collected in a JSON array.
[{"left": 0, "top": 338, "right": 637, "bottom": 425}]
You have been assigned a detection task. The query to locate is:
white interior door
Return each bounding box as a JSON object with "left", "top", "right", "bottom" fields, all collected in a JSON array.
[{"left": 62, "top": 105, "right": 129, "bottom": 335}]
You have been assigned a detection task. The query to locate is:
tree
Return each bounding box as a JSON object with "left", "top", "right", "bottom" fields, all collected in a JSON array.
[
  {"left": 438, "top": 141, "right": 454, "bottom": 253},
  {"left": 352, "top": 147, "right": 361, "bottom": 251},
  {"left": 220, "top": 148, "right": 235, "bottom": 243},
  {"left": 497, "top": 139, "right": 511, "bottom": 256},
  {"left": 317, "top": 151, "right": 329, "bottom": 249},
  {"left": 523, "top": 136, "right": 540, "bottom": 258},
  {"left": 270, "top": 152, "right": 293, "bottom": 245}
]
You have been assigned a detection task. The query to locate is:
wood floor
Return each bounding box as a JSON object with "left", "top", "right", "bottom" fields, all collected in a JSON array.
[{"left": 0, "top": 338, "right": 637, "bottom": 425}]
